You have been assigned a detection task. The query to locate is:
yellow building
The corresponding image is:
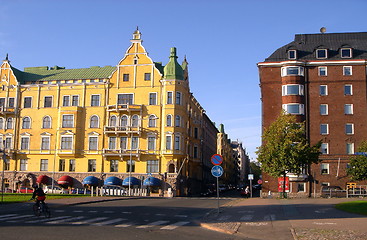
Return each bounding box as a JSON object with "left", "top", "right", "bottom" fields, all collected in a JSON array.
[{"left": 0, "top": 29, "right": 221, "bottom": 196}]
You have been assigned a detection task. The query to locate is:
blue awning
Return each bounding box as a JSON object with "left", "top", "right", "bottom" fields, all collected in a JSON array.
[
  {"left": 82, "top": 176, "right": 99, "bottom": 186},
  {"left": 143, "top": 177, "right": 161, "bottom": 187},
  {"left": 104, "top": 176, "right": 122, "bottom": 186},
  {"left": 122, "top": 177, "right": 141, "bottom": 186}
]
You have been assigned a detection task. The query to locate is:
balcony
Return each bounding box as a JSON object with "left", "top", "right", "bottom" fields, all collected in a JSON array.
[
  {"left": 102, "top": 149, "right": 140, "bottom": 157},
  {"left": 107, "top": 104, "right": 142, "bottom": 112},
  {"left": 0, "top": 106, "right": 15, "bottom": 115},
  {"left": 104, "top": 126, "right": 141, "bottom": 134}
]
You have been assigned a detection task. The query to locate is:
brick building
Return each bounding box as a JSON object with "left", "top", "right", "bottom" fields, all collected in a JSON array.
[{"left": 258, "top": 31, "right": 367, "bottom": 197}]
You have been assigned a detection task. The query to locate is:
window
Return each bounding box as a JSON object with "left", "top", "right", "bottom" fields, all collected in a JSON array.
[
  {"left": 194, "top": 128, "right": 198, "bottom": 139},
  {"left": 123, "top": 74, "right": 129, "bottom": 82},
  {"left": 89, "top": 136, "right": 98, "bottom": 150},
  {"left": 41, "top": 137, "right": 50, "bottom": 150},
  {"left": 118, "top": 94, "right": 133, "bottom": 105},
  {"left": 344, "top": 104, "right": 353, "bottom": 115},
  {"left": 321, "top": 143, "right": 329, "bottom": 154},
  {"left": 193, "top": 146, "right": 198, "bottom": 158},
  {"left": 288, "top": 50, "right": 297, "bottom": 59},
  {"left": 147, "top": 160, "right": 159, "bottom": 173},
  {"left": 8, "top": 98, "right": 14, "bottom": 108},
  {"left": 109, "top": 137, "right": 116, "bottom": 149},
  {"left": 319, "top": 85, "right": 328, "bottom": 96},
  {"left": 0, "top": 118, "right": 4, "bottom": 129},
  {"left": 127, "top": 160, "right": 135, "bottom": 172},
  {"left": 149, "top": 93, "right": 157, "bottom": 105},
  {"left": 281, "top": 66, "right": 304, "bottom": 76},
  {"left": 59, "top": 159, "right": 65, "bottom": 171},
  {"left": 346, "top": 123, "right": 354, "bottom": 135},
  {"left": 341, "top": 48, "right": 352, "bottom": 58},
  {"left": 346, "top": 143, "right": 354, "bottom": 154},
  {"left": 120, "top": 137, "right": 127, "bottom": 150},
  {"left": 318, "top": 67, "right": 327, "bottom": 76},
  {"left": 343, "top": 66, "right": 352, "bottom": 76},
  {"left": 174, "top": 136, "right": 180, "bottom": 150},
  {"left": 0, "top": 98, "right": 4, "bottom": 107},
  {"left": 131, "top": 115, "right": 139, "bottom": 127},
  {"left": 344, "top": 85, "right": 352, "bottom": 95},
  {"left": 22, "top": 117, "right": 31, "bottom": 129},
  {"left": 131, "top": 137, "right": 138, "bottom": 150},
  {"left": 44, "top": 96, "right": 52, "bottom": 108},
  {"left": 72, "top": 95, "right": 79, "bottom": 106},
  {"left": 63, "top": 96, "right": 70, "bottom": 107},
  {"left": 320, "top": 104, "right": 328, "bottom": 115},
  {"left": 24, "top": 97, "right": 32, "bottom": 108},
  {"left": 91, "top": 95, "right": 100, "bottom": 106},
  {"left": 166, "top": 136, "right": 172, "bottom": 150},
  {"left": 297, "top": 183, "right": 305, "bottom": 192},
  {"left": 320, "top": 124, "right": 328, "bottom": 135},
  {"left": 144, "top": 73, "right": 151, "bottom": 81},
  {"left": 176, "top": 92, "right": 181, "bottom": 105},
  {"left": 61, "top": 136, "right": 73, "bottom": 150},
  {"left": 316, "top": 49, "right": 327, "bottom": 59},
  {"left": 121, "top": 115, "right": 128, "bottom": 127},
  {"left": 167, "top": 92, "right": 173, "bottom": 104},
  {"left": 20, "top": 159, "right": 27, "bottom": 171},
  {"left": 42, "top": 116, "right": 51, "bottom": 128},
  {"left": 88, "top": 159, "right": 96, "bottom": 172},
  {"left": 110, "top": 160, "right": 118, "bottom": 172},
  {"left": 69, "top": 159, "right": 75, "bottom": 172},
  {"left": 148, "top": 115, "right": 156, "bottom": 127},
  {"left": 282, "top": 84, "right": 304, "bottom": 96},
  {"left": 321, "top": 163, "right": 329, "bottom": 174},
  {"left": 109, "top": 116, "right": 117, "bottom": 126},
  {"left": 166, "top": 115, "right": 172, "bottom": 127},
  {"left": 6, "top": 118, "right": 13, "bottom": 129},
  {"left": 148, "top": 136, "right": 156, "bottom": 150},
  {"left": 90, "top": 115, "right": 99, "bottom": 128},
  {"left": 5, "top": 137, "right": 11, "bottom": 149},
  {"left": 62, "top": 115, "right": 74, "bottom": 128},
  {"left": 175, "top": 115, "right": 181, "bottom": 127},
  {"left": 282, "top": 103, "right": 304, "bottom": 115},
  {"left": 40, "top": 159, "right": 48, "bottom": 171}
]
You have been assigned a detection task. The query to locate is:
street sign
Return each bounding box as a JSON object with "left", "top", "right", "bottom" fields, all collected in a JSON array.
[
  {"left": 278, "top": 177, "right": 289, "bottom": 192},
  {"left": 248, "top": 174, "right": 254, "bottom": 180},
  {"left": 211, "top": 165, "right": 224, "bottom": 177},
  {"left": 257, "top": 179, "right": 263, "bottom": 184},
  {"left": 211, "top": 154, "right": 223, "bottom": 165},
  {"left": 355, "top": 152, "right": 367, "bottom": 156}
]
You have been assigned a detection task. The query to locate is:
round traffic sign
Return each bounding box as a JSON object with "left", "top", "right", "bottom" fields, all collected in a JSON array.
[
  {"left": 257, "top": 179, "right": 263, "bottom": 184},
  {"left": 211, "top": 165, "right": 224, "bottom": 177},
  {"left": 211, "top": 154, "right": 223, "bottom": 165}
]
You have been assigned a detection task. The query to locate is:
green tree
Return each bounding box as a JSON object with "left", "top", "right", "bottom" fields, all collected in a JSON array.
[
  {"left": 347, "top": 141, "right": 367, "bottom": 180},
  {"left": 256, "top": 112, "right": 321, "bottom": 198},
  {"left": 249, "top": 161, "right": 261, "bottom": 182}
]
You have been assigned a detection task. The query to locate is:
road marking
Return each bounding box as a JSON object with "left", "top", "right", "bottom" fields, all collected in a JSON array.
[
  {"left": 26, "top": 216, "right": 71, "bottom": 224},
  {"left": 264, "top": 215, "right": 276, "bottom": 221},
  {"left": 4, "top": 215, "right": 33, "bottom": 221},
  {"left": 72, "top": 217, "right": 108, "bottom": 225},
  {"left": 54, "top": 210, "right": 65, "bottom": 213},
  {"left": 103, "top": 211, "right": 115, "bottom": 213},
  {"left": 136, "top": 220, "right": 169, "bottom": 228},
  {"left": 73, "top": 210, "right": 83, "bottom": 213},
  {"left": 121, "top": 212, "right": 131, "bottom": 214},
  {"left": 239, "top": 210, "right": 254, "bottom": 213},
  {"left": 155, "top": 214, "right": 166, "bottom": 216},
  {"left": 88, "top": 210, "right": 98, "bottom": 213},
  {"left": 240, "top": 215, "right": 253, "bottom": 221},
  {"left": 218, "top": 215, "right": 231, "bottom": 221},
  {"left": 313, "top": 222, "right": 337, "bottom": 225},
  {"left": 161, "top": 221, "right": 190, "bottom": 230},
  {"left": 0, "top": 214, "right": 18, "bottom": 219},
  {"left": 244, "top": 222, "right": 268, "bottom": 226},
  {"left": 92, "top": 218, "right": 125, "bottom": 226},
  {"left": 115, "top": 222, "right": 134, "bottom": 228},
  {"left": 46, "top": 216, "right": 85, "bottom": 224},
  {"left": 174, "top": 215, "right": 188, "bottom": 218}
]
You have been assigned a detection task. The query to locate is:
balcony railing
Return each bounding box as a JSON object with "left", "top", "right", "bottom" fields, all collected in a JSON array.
[
  {"left": 104, "top": 126, "right": 141, "bottom": 134},
  {"left": 107, "top": 104, "right": 142, "bottom": 112},
  {"left": 0, "top": 106, "right": 15, "bottom": 115},
  {"left": 102, "top": 149, "right": 141, "bottom": 157}
]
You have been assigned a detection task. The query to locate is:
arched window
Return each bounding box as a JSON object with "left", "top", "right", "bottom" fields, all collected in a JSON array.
[
  {"left": 0, "top": 118, "right": 4, "bottom": 129},
  {"left": 168, "top": 163, "right": 175, "bottom": 173},
  {"left": 22, "top": 117, "right": 31, "bottom": 129},
  {"left": 166, "top": 115, "right": 172, "bottom": 127},
  {"left": 121, "top": 115, "right": 128, "bottom": 127},
  {"left": 90, "top": 115, "right": 99, "bottom": 128},
  {"left": 175, "top": 115, "right": 181, "bottom": 127},
  {"left": 148, "top": 115, "right": 156, "bottom": 127},
  {"left": 109, "top": 116, "right": 117, "bottom": 126},
  {"left": 42, "top": 116, "right": 51, "bottom": 129},
  {"left": 6, "top": 118, "right": 13, "bottom": 129},
  {"left": 131, "top": 115, "right": 139, "bottom": 127}
]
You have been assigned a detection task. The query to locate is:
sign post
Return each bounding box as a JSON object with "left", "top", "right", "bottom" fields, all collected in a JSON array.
[
  {"left": 248, "top": 174, "right": 254, "bottom": 198},
  {"left": 211, "top": 154, "right": 223, "bottom": 214}
]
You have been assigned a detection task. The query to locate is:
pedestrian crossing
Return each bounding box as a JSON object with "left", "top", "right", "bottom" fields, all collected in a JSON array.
[{"left": 0, "top": 213, "right": 191, "bottom": 230}]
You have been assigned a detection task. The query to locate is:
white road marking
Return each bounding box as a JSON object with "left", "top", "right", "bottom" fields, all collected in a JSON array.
[
  {"left": 92, "top": 218, "right": 125, "bottom": 226},
  {"left": 218, "top": 215, "right": 231, "bottom": 221},
  {"left": 161, "top": 221, "right": 190, "bottom": 230},
  {"left": 4, "top": 215, "right": 33, "bottom": 221},
  {"left": 0, "top": 214, "right": 18, "bottom": 219},
  {"left": 136, "top": 220, "right": 169, "bottom": 228},
  {"left": 313, "top": 222, "right": 337, "bottom": 225},
  {"left": 72, "top": 217, "right": 108, "bottom": 225},
  {"left": 264, "top": 214, "right": 276, "bottom": 221},
  {"left": 115, "top": 222, "right": 134, "bottom": 228},
  {"left": 121, "top": 212, "right": 131, "bottom": 214},
  {"left": 240, "top": 215, "right": 253, "bottom": 221},
  {"left": 155, "top": 214, "right": 166, "bottom": 216},
  {"left": 54, "top": 210, "right": 65, "bottom": 213},
  {"left": 26, "top": 216, "right": 71, "bottom": 224},
  {"left": 88, "top": 210, "right": 98, "bottom": 213},
  {"left": 244, "top": 222, "right": 268, "bottom": 226},
  {"left": 73, "top": 210, "right": 83, "bottom": 213},
  {"left": 239, "top": 210, "right": 254, "bottom": 213},
  {"left": 174, "top": 215, "right": 187, "bottom": 218},
  {"left": 47, "top": 216, "right": 85, "bottom": 224},
  {"left": 103, "top": 211, "right": 115, "bottom": 213}
]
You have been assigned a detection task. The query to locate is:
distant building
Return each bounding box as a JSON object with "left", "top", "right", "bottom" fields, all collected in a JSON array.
[
  {"left": 231, "top": 140, "right": 250, "bottom": 184},
  {"left": 258, "top": 31, "right": 367, "bottom": 197}
]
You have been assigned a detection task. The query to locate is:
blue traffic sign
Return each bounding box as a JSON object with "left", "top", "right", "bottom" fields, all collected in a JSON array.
[
  {"left": 211, "top": 154, "right": 223, "bottom": 165},
  {"left": 211, "top": 165, "right": 224, "bottom": 177}
]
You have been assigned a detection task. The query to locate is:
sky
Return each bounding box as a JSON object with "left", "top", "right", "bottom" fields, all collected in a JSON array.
[{"left": 1, "top": 0, "right": 367, "bottom": 160}]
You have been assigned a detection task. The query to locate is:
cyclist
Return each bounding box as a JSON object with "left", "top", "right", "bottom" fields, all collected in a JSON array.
[{"left": 30, "top": 185, "right": 46, "bottom": 208}]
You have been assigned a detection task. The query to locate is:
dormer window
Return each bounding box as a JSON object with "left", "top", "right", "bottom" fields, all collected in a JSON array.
[
  {"left": 341, "top": 48, "right": 352, "bottom": 58},
  {"left": 288, "top": 50, "right": 297, "bottom": 60},
  {"left": 316, "top": 49, "right": 327, "bottom": 59}
]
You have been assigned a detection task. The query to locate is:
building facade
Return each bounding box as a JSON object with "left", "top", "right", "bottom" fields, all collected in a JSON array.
[
  {"left": 258, "top": 31, "right": 367, "bottom": 197},
  {"left": 0, "top": 29, "right": 224, "bottom": 196}
]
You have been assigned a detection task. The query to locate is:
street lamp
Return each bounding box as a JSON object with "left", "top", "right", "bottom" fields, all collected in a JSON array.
[{"left": 1, "top": 141, "right": 6, "bottom": 203}]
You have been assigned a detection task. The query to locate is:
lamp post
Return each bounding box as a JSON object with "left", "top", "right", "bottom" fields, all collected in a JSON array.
[{"left": 1, "top": 141, "right": 6, "bottom": 203}]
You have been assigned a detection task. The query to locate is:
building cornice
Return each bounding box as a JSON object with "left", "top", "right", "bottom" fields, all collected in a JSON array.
[{"left": 258, "top": 59, "right": 367, "bottom": 67}]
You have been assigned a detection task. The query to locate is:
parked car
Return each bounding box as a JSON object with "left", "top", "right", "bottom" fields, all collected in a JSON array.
[
  {"left": 43, "top": 186, "right": 65, "bottom": 194},
  {"left": 321, "top": 186, "right": 346, "bottom": 198},
  {"left": 17, "top": 187, "right": 34, "bottom": 193},
  {"left": 348, "top": 187, "right": 367, "bottom": 195}
]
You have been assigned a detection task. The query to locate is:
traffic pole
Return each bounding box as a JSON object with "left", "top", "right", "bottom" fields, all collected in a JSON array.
[{"left": 216, "top": 176, "right": 219, "bottom": 214}]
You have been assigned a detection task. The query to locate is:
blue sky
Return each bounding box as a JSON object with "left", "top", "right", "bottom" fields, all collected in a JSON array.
[{"left": 1, "top": 0, "right": 367, "bottom": 160}]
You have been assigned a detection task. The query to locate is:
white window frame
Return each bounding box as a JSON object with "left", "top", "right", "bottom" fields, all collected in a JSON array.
[
  {"left": 88, "top": 136, "right": 98, "bottom": 150},
  {"left": 42, "top": 116, "right": 52, "bottom": 129},
  {"left": 318, "top": 66, "right": 327, "bottom": 76},
  {"left": 341, "top": 48, "right": 352, "bottom": 58},
  {"left": 174, "top": 135, "right": 181, "bottom": 150},
  {"left": 166, "top": 114, "right": 172, "bottom": 127},
  {"left": 41, "top": 136, "right": 50, "bottom": 150},
  {"left": 320, "top": 124, "right": 329, "bottom": 135},
  {"left": 63, "top": 95, "right": 70, "bottom": 107},
  {"left": 23, "top": 96, "right": 32, "bottom": 108},
  {"left": 321, "top": 163, "right": 329, "bottom": 174},
  {"left": 288, "top": 50, "right": 297, "bottom": 60},
  {"left": 90, "top": 94, "right": 100, "bottom": 107},
  {"left": 62, "top": 114, "right": 74, "bottom": 128},
  {"left": 316, "top": 49, "right": 328, "bottom": 59},
  {"left": 148, "top": 115, "right": 156, "bottom": 127},
  {"left": 167, "top": 91, "right": 173, "bottom": 104},
  {"left": 60, "top": 136, "right": 73, "bottom": 150},
  {"left": 319, "top": 85, "right": 328, "bottom": 96},
  {"left": 345, "top": 123, "right": 354, "bottom": 135},
  {"left": 22, "top": 116, "right": 31, "bottom": 129},
  {"left": 20, "top": 159, "right": 27, "bottom": 171},
  {"left": 282, "top": 84, "right": 304, "bottom": 96},
  {"left": 321, "top": 143, "right": 329, "bottom": 154},
  {"left": 343, "top": 66, "right": 352, "bottom": 76},
  {"left": 90, "top": 115, "right": 99, "bottom": 128},
  {"left": 148, "top": 136, "right": 156, "bottom": 150},
  {"left": 344, "top": 84, "right": 352, "bottom": 95},
  {"left": 108, "top": 136, "right": 117, "bottom": 150},
  {"left": 149, "top": 92, "right": 157, "bottom": 105},
  {"left": 166, "top": 135, "right": 172, "bottom": 150},
  {"left": 344, "top": 104, "right": 353, "bottom": 115},
  {"left": 346, "top": 143, "right": 354, "bottom": 155},
  {"left": 281, "top": 66, "right": 304, "bottom": 77},
  {"left": 20, "top": 136, "right": 30, "bottom": 150},
  {"left": 44, "top": 96, "right": 53, "bottom": 108},
  {"left": 282, "top": 103, "right": 304, "bottom": 115},
  {"left": 320, "top": 104, "right": 328, "bottom": 115}
]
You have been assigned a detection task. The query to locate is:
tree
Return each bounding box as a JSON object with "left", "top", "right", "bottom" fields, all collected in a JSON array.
[
  {"left": 347, "top": 141, "right": 367, "bottom": 181},
  {"left": 256, "top": 112, "right": 321, "bottom": 197},
  {"left": 249, "top": 161, "right": 261, "bottom": 182}
]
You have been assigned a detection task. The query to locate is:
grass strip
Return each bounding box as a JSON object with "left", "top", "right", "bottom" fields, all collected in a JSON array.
[
  {"left": 0, "top": 193, "right": 92, "bottom": 204},
  {"left": 335, "top": 200, "right": 367, "bottom": 215}
]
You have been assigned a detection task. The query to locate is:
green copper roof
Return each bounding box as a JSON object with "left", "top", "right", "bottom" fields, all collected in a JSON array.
[
  {"left": 163, "top": 47, "right": 184, "bottom": 80},
  {"left": 219, "top": 124, "right": 225, "bottom": 133},
  {"left": 12, "top": 65, "right": 116, "bottom": 83}
]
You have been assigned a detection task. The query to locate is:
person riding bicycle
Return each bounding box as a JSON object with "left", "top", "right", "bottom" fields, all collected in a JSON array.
[{"left": 30, "top": 185, "right": 46, "bottom": 208}]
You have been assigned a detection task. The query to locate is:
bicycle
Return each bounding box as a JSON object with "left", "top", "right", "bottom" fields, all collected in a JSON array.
[{"left": 32, "top": 201, "right": 51, "bottom": 218}]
